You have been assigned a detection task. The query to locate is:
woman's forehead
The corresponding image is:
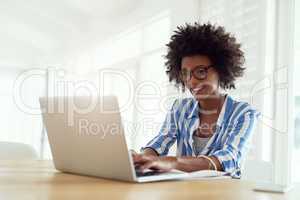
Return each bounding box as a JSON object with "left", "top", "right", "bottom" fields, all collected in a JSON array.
[{"left": 181, "top": 55, "right": 212, "bottom": 69}]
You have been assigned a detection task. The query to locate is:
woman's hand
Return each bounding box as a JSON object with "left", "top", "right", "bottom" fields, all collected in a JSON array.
[
  {"left": 131, "top": 151, "right": 223, "bottom": 173},
  {"left": 133, "top": 154, "right": 178, "bottom": 173}
]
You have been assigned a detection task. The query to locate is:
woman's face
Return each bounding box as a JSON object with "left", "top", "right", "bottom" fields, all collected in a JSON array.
[{"left": 181, "top": 55, "right": 220, "bottom": 100}]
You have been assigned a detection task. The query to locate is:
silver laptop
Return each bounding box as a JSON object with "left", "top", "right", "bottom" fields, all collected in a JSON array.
[{"left": 39, "top": 96, "right": 187, "bottom": 182}]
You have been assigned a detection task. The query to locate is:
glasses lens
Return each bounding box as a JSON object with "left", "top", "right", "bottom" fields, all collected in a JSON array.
[
  {"left": 181, "top": 70, "right": 189, "bottom": 81},
  {"left": 194, "top": 68, "right": 207, "bottom": 80}
]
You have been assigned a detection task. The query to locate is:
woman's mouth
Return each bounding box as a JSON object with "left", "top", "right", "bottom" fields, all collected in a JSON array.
[{"left": 191, "top": 86, "right": 205, "bottom": 95}]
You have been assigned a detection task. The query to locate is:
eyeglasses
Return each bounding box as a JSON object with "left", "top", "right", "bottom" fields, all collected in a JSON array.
[{"left": 180, "top": 65, "right": 213, "bottom": 82}]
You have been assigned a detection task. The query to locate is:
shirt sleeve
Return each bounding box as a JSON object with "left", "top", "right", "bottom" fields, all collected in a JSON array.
[
  {"left": 211, "top": 109, "right": 260, "bottom": 178},
  {"left": 141, "top": 99, "right": 179, "bottom": 156}
]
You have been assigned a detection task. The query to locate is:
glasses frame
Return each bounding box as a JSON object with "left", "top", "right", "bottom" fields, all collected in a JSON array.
[{"left": 180, "top": 65, "right": 214, "bottom": 82}]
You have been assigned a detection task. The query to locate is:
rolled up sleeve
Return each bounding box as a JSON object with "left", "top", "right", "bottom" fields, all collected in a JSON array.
[
  {"left": 212, "top": 110, "right": 259, "bottom": 178},
  {"left": 141, "top": 100, "right": 179, "bottom": 156}
]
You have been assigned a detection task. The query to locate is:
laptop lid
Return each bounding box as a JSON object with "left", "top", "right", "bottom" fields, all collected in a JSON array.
[{"left": 39, "top": 96, "right": 136, "bottom": 181}]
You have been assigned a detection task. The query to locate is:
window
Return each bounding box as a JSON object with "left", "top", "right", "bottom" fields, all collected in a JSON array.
[
  {"left": 292, "top": 0, "right": 300, "bottom": 183},
  {"left": 101, "top": 12, "right": 173, "bottom": 151},
  {"left": 198, "top": 0, "right": 270, "bottom": 162}
]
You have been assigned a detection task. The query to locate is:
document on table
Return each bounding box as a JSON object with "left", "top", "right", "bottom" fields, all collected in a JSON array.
[
  {"left": 160, "top": 169, "right": 231, "bottom": 180},
  {"left": 184, "top": 170, "right": 231, "bottom": 180}
]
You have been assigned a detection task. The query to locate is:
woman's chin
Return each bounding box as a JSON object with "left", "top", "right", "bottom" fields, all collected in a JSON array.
[
  {"left": 193, "top": 91, "right": 218, "bottom": 100},
  {"left": 193, "top": 93, "right": 210, "bottom": 100}
]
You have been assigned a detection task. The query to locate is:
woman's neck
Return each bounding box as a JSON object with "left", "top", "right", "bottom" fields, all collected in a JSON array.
[{"left": 198, "top": 93, "right": 224, "bottom": 115}]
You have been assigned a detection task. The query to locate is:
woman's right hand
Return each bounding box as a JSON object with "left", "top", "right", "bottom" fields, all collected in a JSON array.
[{"left": 130, "top": 148, "right": 159, "bottom": 169}]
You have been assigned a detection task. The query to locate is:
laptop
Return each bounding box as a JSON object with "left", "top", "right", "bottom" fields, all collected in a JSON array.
[{"left": 39, "top": 96, "right": 190, "bottom": 182}]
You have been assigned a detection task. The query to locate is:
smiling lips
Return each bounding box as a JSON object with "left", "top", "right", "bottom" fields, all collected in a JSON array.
[{"left": 191, "top": 86, "right": 205, "bottom": 95}]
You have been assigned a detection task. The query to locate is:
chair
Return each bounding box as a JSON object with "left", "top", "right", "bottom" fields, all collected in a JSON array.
[{"left": 0, "top": 141, "right": 38, "bottom": 160}]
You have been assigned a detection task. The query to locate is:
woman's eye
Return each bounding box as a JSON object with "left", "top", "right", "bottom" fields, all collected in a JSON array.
[{"left": 195, "top": 69, "right": 206, "bottom": 76}]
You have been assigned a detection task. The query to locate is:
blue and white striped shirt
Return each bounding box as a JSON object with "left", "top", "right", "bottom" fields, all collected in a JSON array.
[{"left": 142, "top": 95, "right": 260, "bottom": 178}]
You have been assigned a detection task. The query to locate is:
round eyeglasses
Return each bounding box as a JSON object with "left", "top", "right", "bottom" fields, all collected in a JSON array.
[{"left": 180, "top": 65, "right": 213, "bottom": 82}]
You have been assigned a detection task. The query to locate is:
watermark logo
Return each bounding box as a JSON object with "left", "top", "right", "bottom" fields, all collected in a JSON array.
[{"left": 12, "top": 66, "right": 290, "bottom": 139}]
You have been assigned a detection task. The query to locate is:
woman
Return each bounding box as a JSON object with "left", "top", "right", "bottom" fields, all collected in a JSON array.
[{"left": 133, "top": 23, "right": 260, "bottom": 178}]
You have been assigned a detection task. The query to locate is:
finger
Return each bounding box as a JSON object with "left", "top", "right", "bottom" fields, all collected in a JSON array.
[
  {"left": 131, "top": 153, "right": 139, "bottom": 161},
  {"left": 133, "top": 155, "right": 153, "bottom": 163},
  {"left": 155, "top": 168, "right": 170, "bottom": 173},
  {"left": 139, "top": 161, "right": 156, "bottom": 172},
  {"left": 132, "top": 154, "right": 144, "bottom": 163}
]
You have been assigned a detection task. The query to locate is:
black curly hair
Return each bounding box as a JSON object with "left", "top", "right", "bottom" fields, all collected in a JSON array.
[{"left": 165, "top": 22, "right": 245, "bottom": 91}]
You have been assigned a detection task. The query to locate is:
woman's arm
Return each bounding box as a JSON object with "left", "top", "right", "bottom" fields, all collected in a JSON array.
[
  {"left": 142, "top": 147, "right": 159, "bottom": 156},
  {"left": 176, "top": 156, "right": 222, "bottom": 172},
  {"left": 133, "top": 155, "right": 222, "bottom": 172}
]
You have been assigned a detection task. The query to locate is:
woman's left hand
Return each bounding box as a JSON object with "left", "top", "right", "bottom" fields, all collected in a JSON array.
[{"left": 133, "top": 154, "right": 178, "bottom": 173}]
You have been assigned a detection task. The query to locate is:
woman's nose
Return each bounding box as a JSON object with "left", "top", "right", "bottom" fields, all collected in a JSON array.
[{"left": 187, "top": 75, "right": 200, "bottom": 88}]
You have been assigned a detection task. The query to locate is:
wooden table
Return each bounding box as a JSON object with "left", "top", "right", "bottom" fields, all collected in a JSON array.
[{"left": 0, "top": 160, "right": 298, "bottom": 200}]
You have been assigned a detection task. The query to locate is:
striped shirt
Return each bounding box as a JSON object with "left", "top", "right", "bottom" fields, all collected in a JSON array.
[{"left": 142, "top": 95, "right": 260, "bottom": 178}]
